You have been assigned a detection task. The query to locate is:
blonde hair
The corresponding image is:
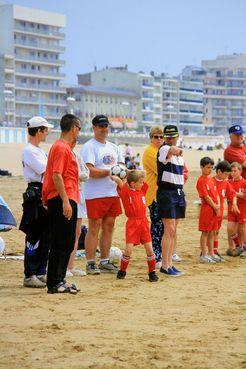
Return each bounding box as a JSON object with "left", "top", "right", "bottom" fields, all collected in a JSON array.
[
  {"left": 149, "top": 125, "right": 163, "bottom": 138},
  {"left": 127, "top": 170, "right": 146, "bottom": 184},
  {"left": 231, "top": 162, "right": 242, "bottom": 171}
]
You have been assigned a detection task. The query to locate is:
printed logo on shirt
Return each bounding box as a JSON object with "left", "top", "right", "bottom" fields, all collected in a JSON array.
[
  {"left": 206, "top": 184, "right": 210, "bottom": 191},
  {"left": 103, "top": 154, "right": 116, "bottom": 165}
]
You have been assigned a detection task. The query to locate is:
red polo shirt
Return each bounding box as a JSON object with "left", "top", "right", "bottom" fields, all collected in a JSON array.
[{"left": 224, "top": 144, "right": 246, "bottom": 179}]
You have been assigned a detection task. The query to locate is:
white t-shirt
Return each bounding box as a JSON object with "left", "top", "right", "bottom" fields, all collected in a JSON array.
[
  {"left": 22, "top": 143, "right": 47, "bottom": 183},
  {"left": 80, "top": 138, "right": 124, "bottom": 199}
]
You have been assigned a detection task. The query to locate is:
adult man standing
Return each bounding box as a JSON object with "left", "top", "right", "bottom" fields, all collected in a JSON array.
[
  {"left": 224, "top": 125, "right": 246, "bottom": 179},
  {"left": 142, "top": 126, "right": 164, "bottom": 267},
  {"left": 42, "top": 114, "right": 80, "bottom": 294},
  {"left": 81, "top": 115, "right": 123, "bottom": 274},
  {"left": 157, "top": 125, "right": 186, "bottom": 277},
  {"left": 20, "top": 116, "right": 53, "bottom": 288}
]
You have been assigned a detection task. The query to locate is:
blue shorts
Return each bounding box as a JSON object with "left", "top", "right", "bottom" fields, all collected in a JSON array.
[{"left": 157, "top": 188, "right": 186, "bottom": 219}]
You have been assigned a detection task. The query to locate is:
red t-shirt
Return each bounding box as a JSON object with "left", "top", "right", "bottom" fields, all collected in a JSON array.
[
  {"left": 211, "top": 177, "right": 235, "bottom": 216},
  {"left": 224, "top": 144, "right": 246, "bottom": 179},
  {"left": 118, "top": 182, "right": 148, "bottom": 218},
  {"left": 228, "top": 177, "right": 246, "bottom": 212},
  {"left": 196, "top": 175, "right": 218, "bottom": 205},
  {"left": 42, "top": 140, "right": 79, "bottom": 204}
]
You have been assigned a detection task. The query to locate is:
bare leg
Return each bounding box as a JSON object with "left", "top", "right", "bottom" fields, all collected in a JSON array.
[
  {"left": 161, "top": 219, "right": 177, "bottom": 269},
  {"left": 85, "top": 218, "right": 102, "bottom": 261},
  {"left": 208, "top": 231, "right": 215, "bottom": 256},
  {"left": 200, "top": 231, "right": 208, "bottom": 256},
  {"left": 67, "top": 218, "right": 82, "bottom": 271},
  {"left": 99, "top": 216, "right": 116, "bottom": 259}
]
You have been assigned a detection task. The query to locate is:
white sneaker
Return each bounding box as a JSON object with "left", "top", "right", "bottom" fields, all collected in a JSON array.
[
  {"left": 66, "top": 270, "right": 73, "bottom": 278},
  {"left": 70, "top": 268, "right": 86, "bottom": 277},
  {"left": 156, "top": 261, "right": 162, "bottom": 269},
  {"left": 23, "top": 275, "right": 46, "bottom": 288},
  {"left": 200, "top": 255, "right": 216, "bottom": 264},
  {"left": 210, "top": 254, "right": 221, "bottom": 262},
  {"left": 172, "top": 253, "right": 182, "bottom": 262}
]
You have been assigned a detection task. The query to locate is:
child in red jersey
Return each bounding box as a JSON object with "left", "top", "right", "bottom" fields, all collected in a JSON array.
[
  {"left": 112, "top": 170, "right": 159, "bottom": 282},
  {"left": 196, "top": 157, "right": 220, "bottom": 263},
  {"left": 212, "top": 160, "right": 239, "bottom": 261},
  {"left": 227, "top": 162, "right": 246, "bottom": 258}
]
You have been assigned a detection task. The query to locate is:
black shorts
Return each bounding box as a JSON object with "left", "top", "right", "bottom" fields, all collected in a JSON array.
[{"left": 157, "top": 188, "right": 186, "bottom": 219}]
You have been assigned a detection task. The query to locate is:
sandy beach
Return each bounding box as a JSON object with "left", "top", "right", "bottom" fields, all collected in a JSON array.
[{"left": 0, "top": 143, "right": 245, "bottom": 369}]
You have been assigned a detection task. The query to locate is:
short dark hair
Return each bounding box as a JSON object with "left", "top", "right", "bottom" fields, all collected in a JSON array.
[
  {"left": 28, "top": 126, "right": 47, "bottom": 136},
  {"left": 215, "top": 160, "right": 231, "bottom": 173},
  {"left": 200, "top": 157, "right": 214, "bottom": 167},
  {"left": 60, "top": 114, "right": 80, "bottom": 132}
]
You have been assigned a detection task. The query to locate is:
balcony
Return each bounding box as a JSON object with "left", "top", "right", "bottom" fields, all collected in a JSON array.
[
  {"left": 14, "top": 39, "right": 65, "bottom": 52},
  {"left": 15, "top": 68, "right": 65, "bottom": 79},
  {"left": 16, "top": 83, "right": 66, "bottom": 93},
  {"left": 15, "top": 55, "right": 65, "bottom": 66},
  {"left": 15, "top": 96, "right": 66, "bottom": 106},
  {"left": 14, "top": 24, "right": 65, "bottom": 39}
]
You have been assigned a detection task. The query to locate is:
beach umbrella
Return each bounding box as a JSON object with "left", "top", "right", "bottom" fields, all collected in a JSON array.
[{"left": 0, "top": 196, "right": 17, "bottom": 231}]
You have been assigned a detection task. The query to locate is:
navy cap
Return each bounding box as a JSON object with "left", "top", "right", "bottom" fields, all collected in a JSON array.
[
  {"left": 92, "top": 115, "right": 109, "bottom": 126},
  {"left": 229, "top": 125, "right": 244, "bottom": 135},
  {"left": 163, "top": 125, "right": 179, "bottom": 138}
]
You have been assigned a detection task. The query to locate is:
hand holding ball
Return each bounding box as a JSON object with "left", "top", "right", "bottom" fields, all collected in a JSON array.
[{"left": 110, "top": 165, "right": 127, "bottom": 179}]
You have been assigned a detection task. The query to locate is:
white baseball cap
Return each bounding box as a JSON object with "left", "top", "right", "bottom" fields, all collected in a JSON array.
[{"left": 27, "top": 116, "right": 54, "bottom": 129}]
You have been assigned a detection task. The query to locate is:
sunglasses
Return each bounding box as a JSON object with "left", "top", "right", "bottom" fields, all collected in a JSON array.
[
  {"left": 74, "top": 124, "right": 81, "bottom": 131},
  {"left": 153, "top": 135, "right": 164, "bottom": 139}
]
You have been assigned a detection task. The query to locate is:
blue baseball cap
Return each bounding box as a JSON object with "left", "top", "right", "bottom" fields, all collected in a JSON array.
[{"left": 229, "top": 125, "right": 244, "bottom": 135}]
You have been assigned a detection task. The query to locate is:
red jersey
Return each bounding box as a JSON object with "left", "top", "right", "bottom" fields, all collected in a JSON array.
[
  {"left": 211, "top": 177, "right": 235, "bottom": 216},
  {"left": 228, "top": 177, "right": 246, "bottom": 211},
  {"left": 42, "top": 140, "right": 79, "bottom": 205},
  {"left": 118, "top": 182, "right": 148, "bottom": 218},
  {"left": 196, "top": 176, "right": 218, "bottom": 205},
  {"left": 224, "top": 144, "right": 246, "bottom": 179}
]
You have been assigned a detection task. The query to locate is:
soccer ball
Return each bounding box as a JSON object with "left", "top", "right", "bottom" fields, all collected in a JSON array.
[
  {"left": 110, "top": 165, "right": 127, "bottom": 179},
  {"left": 109, "top": 246, "right": 122, "bottom": 264}
]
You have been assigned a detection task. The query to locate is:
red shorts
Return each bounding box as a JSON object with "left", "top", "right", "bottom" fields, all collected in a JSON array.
[
  {"left": 86, "top": 197, "right": 122, "bottom": 219},
  {"left": 126, "top": 217, "right": 151, "bottom": 245},
  {"left": 199, "top": 204, "right": 218, "bottom": 232},
  {"left": 228, "top": 210, "right": 246, "bottom": 224}
]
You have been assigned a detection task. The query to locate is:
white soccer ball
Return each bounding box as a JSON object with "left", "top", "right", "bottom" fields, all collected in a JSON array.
[
  {"left": 109, "top": 246, "right": 122, "bottom": 264},
  {"left": 0, "top": 237, "right": 5, "bottom": 254},
  {"left": 110, "top": 165, "right": 127, "bottom": 179}
]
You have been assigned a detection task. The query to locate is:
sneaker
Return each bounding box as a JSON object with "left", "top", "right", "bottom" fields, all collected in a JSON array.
[
  {"left": 240, "top": 249, "right": 246, "bottom": 258},
  {"left": 159, "top": 267, "right": 181, "bottom": 277},
  {"left": 214, "top": 252, "right": 226, "bottom": 262},
  {"left": 99, "top": 261, "right": 118, "bottom": 273},
  {"left": 226, "top": 248, "right": 242, "bottom": 257},
  {"left": 70, "top": 268, "right": 86, "bottom": 277},
  {"left": 66, "top": 270, "right": 73, "bottom": 278},
  {"left": 86, "top": 263, "right": 101, "bottom": 275},
  {"left": 75, "top": 250, "right": 86, "bottom": 259},
  {"left": 156, "top": 261, "right": 162, "bottom": 269},
  {"left": 210, "top": 254, "right": 222, "bottom": 263},
  {"left": 199, "top": 255, "right": 216, "bottom": 264},
  {"left": 23, "top": 275, "right": 46, "bottom": 288},
  {"left": 172, "top": 253, "right": 182, "bottom": 262},
  {"left": 36, "top": 274, "right": 47, "bottom": 283},
  {"left": 148, "top": 271, "right": 159, "bottom": 282},
  {"left": 117, "top": 270, "right": 126, "bottom": 279},
  {"left": 171, "top": 266, "right": 184, "bottom": 275}
]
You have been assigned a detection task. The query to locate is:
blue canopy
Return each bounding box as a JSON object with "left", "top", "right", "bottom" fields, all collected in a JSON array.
[{"left": 0, "top": 196, "right": 17, "bottom": 231}]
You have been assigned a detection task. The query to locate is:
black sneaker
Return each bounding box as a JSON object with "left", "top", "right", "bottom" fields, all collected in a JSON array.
[
  {"left": 117, "top": 270, "right": 126, "bottom": 279},
  {"left": 148, "top": 271, "right": 159, "bottom": 282}
]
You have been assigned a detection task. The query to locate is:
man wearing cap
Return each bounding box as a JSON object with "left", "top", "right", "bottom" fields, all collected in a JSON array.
[
  {"left": 80, "top": 115, "right": 124, "bottom": 275},
  {"left": 224, "top": 125, "right": 246, "bottom": 179},
  {"left": 157, "top": 125, "right": 186, "bottom": 277},
  {"left": 20, "top": 116, "right": 53, "bottom": 288}
]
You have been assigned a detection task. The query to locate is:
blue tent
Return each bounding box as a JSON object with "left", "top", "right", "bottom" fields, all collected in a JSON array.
[{"left": 0, "top": 196, "right": 17, "bottom": 231}]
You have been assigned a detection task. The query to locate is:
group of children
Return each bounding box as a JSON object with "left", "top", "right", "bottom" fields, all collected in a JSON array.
[{"left": 197, "top": 158, "right": 246, "bottom": 263}]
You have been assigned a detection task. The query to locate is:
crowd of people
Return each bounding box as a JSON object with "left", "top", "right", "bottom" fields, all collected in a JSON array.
[{"left": 9, "top": 114, "right": 246, "bottom": 294}]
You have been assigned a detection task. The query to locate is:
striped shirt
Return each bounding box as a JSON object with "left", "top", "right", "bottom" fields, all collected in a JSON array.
[{"left": 157, "top": 145, "right": 184, "bottom": 190}]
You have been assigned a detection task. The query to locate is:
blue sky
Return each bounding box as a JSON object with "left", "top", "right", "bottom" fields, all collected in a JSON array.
[{"left": 6, "top": 0, "right": 246, "bottom": 83}]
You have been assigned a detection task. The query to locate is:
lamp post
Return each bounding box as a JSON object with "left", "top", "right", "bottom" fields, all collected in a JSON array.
[{"left": 4, "top": 90, "right": 13, "bottom": 126}]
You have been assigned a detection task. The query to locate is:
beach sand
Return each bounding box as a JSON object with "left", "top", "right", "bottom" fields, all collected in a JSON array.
[{"left": 0, "top": 144, "right": 245, "bottom": 369}]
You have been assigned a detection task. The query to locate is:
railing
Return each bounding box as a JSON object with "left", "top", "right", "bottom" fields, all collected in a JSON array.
[
  {"left": 16, "top": 83, "right": 66, "bottom": 92},
  {"left": 14, "top": 25, "right": 65, "bottom": 38},
  {"left": 15, "top": 55, "right": 65, "bottom": 65},
  {"left": 15, "top": 68, "right": 65, "bottom": 78},
  {"left": 14, "top": 40, "right": 65, "bottom": 52},
  {"left": 15, "top": 96, "right": 65, "bottom": 104}
]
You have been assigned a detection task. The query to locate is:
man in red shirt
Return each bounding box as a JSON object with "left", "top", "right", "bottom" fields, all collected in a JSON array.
[
  {"left": 224, "top": 125, "right": 246, "bottom": 179},
  {"left": 42, "top": 114, "right": 81, "bottom": 294}
]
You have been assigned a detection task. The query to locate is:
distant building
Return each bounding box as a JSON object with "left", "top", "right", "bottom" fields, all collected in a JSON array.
[
  {"left": 66, "top": 85, "right": 140, "bottom": 131},
  {"left": 0, "top": 3, "right": 66, "bottom": 127},
  {"left": 202, "top": 54, "right": 246, "bottom": 134},
  {"left": 77, "top": 66, "right": 162, "bottom": 131}
]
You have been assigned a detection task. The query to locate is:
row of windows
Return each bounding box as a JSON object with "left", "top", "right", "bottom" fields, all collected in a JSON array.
[
  {"left": 15, "top": 50, "right": 59, "bottom": 60},
  {"left": 216, "top": 70, "right": 246, "bottom": 77}
]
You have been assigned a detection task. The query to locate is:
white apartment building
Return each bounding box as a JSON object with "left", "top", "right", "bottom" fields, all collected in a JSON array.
[
  {"left": 0, "top": 3, "right": 66, "bottom": 126},
  {"left": 66, "top": 85, "right": 140, "bottom": 131},
  {"left": 202, "top": 54, "right": 246, "bottom": 134},
  {"left": 77, "top": 66, "right": 162, "bottom": 131},
  {"left": 161, "top": 75, "right": 179, "bottom": 127}
]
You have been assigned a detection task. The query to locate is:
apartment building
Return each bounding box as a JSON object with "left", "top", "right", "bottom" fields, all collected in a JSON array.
[
  {"left": 77, "top": 66, "right": 162, "bottom": 131},
  {"left": 202, "top": 54, "right": 246, "bottom": 134},
  {"left": 0, "top": 3, "right": 66, "bottom": 126},
  {"left": 66, "top": 85, "right": 140, "bottom": 131}
]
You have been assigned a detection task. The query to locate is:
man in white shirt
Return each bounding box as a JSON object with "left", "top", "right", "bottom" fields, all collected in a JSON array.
[
  {"left": 81, "top": 115, "right": 124, "bottom": 274},
  {"left": 19, "top": 116, "right": 53, "bottom": 288}
]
